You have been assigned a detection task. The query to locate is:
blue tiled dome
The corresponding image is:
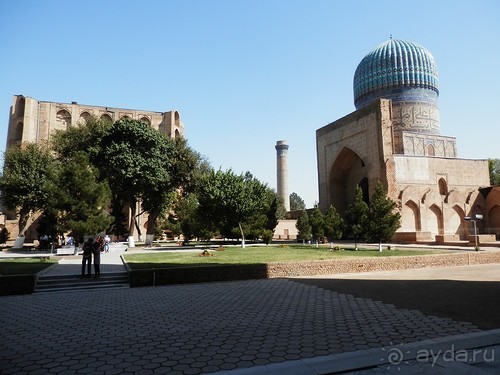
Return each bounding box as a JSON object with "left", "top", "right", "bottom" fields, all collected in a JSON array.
[{"left": 353, "top": 39, "right": 439, "bottom": 109}]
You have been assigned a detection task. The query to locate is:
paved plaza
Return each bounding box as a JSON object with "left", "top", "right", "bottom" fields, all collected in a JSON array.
[{"left": 1, "top": 249, "right": 500, "bottom": 374}]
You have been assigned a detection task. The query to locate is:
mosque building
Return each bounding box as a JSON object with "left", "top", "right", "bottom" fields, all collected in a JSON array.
[{"left": 316, "top": 38, "right": 499, "bottom": 243}]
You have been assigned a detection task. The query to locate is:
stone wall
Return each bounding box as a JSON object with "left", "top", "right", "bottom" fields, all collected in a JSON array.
[{"left": 128, "top": 252, "right": 500, "bottom": 287}]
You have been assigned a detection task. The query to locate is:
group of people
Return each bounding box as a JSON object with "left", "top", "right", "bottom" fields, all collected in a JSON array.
[{"left": 81, "top": 235, "right": 111, "bottom": 278}]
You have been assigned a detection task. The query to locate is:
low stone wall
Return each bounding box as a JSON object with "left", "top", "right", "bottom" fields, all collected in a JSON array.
[
  {"left": 128, "top": 251, "right": 500, "bottom": 287},
  {"left": 265, "top": 251, "right": 500, "bottom": 277}
]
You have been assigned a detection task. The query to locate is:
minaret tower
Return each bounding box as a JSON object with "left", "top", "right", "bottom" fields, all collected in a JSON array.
[{"left": 275, "top": 140, "right": 290, "bottom": 211}]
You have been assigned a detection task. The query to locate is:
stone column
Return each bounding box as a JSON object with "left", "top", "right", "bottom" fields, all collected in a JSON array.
[{"left": 275, "top": 140, "right": 290, "bottom": 211}]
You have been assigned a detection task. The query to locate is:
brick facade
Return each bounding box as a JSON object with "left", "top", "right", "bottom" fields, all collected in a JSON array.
[{"left": 316, "top": 99, "right": 495, "bottom": 242}]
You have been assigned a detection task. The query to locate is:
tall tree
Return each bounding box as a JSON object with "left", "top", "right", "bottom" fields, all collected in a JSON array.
[
  {"left": 51, "top": 152, "right": 112, "bottom": 243},
  {"left": 290, "top": 192, "right": 306, "bottom": 210},
  {"left": 0, "top": 143, "right": 57, "bottom": 248},
  {"left": 308, "top": 205, "right": 325, "bottom": 246},
  {"left": 365, "top": 181, "right": 401, "bottom": 251},
  {"left": 296, "top": 210, "right": 311, "bottom": 244},
  {"left": 489, "top": 159, "right": 500, "bottom": 186},
  {"left": 197, "top": 169, "right": 269, "bottom": 247},
  {"left": 345, "top": 186, "right": 369, "bottom": 250},
  {"left": 99, "top": 119, "right": 173, "bottom": 247},
  {"left": 51, "top": 115, "right": 111, "bottom": 165},
  {"left": 323, "top": 205, "right": 345, "bottom": 245},
  {"left": 141, "top": 138, "right": 199, "bottom": 245}
]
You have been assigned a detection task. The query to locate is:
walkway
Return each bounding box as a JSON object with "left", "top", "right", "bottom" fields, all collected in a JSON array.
[{"left": 1, "top": 248, "right": 500, "bottom": 373}]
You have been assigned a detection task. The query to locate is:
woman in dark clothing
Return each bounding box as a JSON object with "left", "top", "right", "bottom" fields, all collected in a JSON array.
[{"left": 81, "top": 238, "right": 93, "bottom": 278}]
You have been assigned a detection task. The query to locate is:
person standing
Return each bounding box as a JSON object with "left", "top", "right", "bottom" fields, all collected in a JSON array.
[
  {"left": 92, "top": 236, "right": 103, "bottom": 278},
  {"left": 81, "top": 238, "right": 93, "bottom": 278},
  {"left": 103, "top": 234, "right": 111, "bottom": 252}
]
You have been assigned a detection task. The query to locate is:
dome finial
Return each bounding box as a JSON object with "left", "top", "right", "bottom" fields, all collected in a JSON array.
[{"left": 390, "top": 34, "right": 393, "bottom": 40}]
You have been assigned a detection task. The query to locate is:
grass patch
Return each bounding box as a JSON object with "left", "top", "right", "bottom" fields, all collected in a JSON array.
[
  {"left": 0, "top": 257, "right": 57, "bottom": 275},
  {"left": 124, "top": 245, "right": 440, "bottom": 270}
]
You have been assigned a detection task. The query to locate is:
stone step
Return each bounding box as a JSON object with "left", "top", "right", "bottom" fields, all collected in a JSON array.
[{"left": 35, "top": 272, "right": 129, "bottom": 293}]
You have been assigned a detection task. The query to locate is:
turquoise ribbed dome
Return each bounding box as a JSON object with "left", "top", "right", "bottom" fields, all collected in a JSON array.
[{"left": 353, "top": 39, "right": 439, "bottom": 109}]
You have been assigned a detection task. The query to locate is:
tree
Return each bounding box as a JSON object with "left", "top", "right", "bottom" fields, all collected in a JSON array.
[
  {"left": 345, "top": 186, "right": 369, "bottom": 250},
  {"left": 323, "top": 205, "right": 345, "bottom": 245},
  {"left": 99, "top": 119, "right": 174, "bottom": 247},
  {"left": 308, "top": 205, "right": 325, "bottom": 246},
  {"left": 141, "top": 138, "right": 200, "bottom": 245},
  {"left": 365, "top": 181, "right": 401, "bottom": 251},
  {"left": 290, "top": 192, "right": 306, "bottom": 210},
  {"left": 0, "top": 143, "right": 57, "bottom": 248},
  {"left": 51, "top": 115, "right": 111, "bottom": 166},
  {"left": 51, "top": 152, "right": 112, "bottom": 243},
  {"left": 489, "top": 159, "right": 500, "bottom": 186},
  {"left": 296, "top": 210, "right": 311, "bottom": 243},
  {"left": 197, "top": 169, "right": 269, "bottom": 247}
]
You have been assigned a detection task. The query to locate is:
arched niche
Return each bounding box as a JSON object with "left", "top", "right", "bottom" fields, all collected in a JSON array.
[
  {"left": 402, "top": 199, "right": 421, "bottom": 232},
  {"left": 140, "top": 116, "right": 151, "bottom": 125},
  {"left": 56, "top": 109, "right": 71, "bottom": 130},
  {"left": 488, "top": 205, "right": 500, "bottom": 239},
  {"left": 79, "top": 111, "right": 91, "bottom": 123},
  {"left": 100, "top": 114, "right": 113, "bottom": 123},
  {"left": 328, "top": 147, "right": 366, "bottom": 215},
  {"left": 438, "top": 178, "right": 448, "bottom": 196},
  {"left": 427, "top": 204, "right": 443, "bottom": 237},
  {"left": 451, "top": 205, "right": 465, "bottom": 239}
]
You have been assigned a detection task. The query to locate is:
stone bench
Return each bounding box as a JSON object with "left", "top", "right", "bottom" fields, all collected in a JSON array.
[{"left": 56, "top": 245, "right": 77, "bottom": 255}]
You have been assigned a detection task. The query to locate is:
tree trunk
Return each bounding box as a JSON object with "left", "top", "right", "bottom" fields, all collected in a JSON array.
[
  {"left": 145, "top": 206, "right": 160, "bottom": 246},
  {"left": 128, "top": 199, "right": 136, "bottom": 248},
  {"left": 238, "top": 222, "right": 246, "bottom": 248},
  {"left": 13, "top": 207, "right": 30, "bottom": 249}
]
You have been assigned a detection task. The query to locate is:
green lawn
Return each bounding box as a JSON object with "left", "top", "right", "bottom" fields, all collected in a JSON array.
[
  {"left": 124, "top": 245, "right": 440, "bottom": 270},
  {"left": 0, "top": 257, "right": 57, "bottom": 275}
]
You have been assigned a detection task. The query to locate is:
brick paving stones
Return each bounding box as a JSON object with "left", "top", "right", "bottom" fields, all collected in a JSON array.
[{"left": 0, "top": 278, "right": 481, "bottom": 374}]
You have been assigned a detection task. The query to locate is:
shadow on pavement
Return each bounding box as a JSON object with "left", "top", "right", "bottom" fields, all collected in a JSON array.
[{"left": 292, "top": 278, "right": 500, "bottom": 330}]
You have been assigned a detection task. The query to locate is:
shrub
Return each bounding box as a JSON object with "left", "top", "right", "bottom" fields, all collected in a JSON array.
[{"left": 0, "top": 228, "right": 9, "bottom": 244}]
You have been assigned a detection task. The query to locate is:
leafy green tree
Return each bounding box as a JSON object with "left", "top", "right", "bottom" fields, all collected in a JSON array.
[
  {"left": 0, "top": 143, "right": 57, "bottom": 248},
  {"left": 169, "top": 192, "right": 216, "bottom": 243},
  {"left": 141, "top": 138, "right": 200, "bottom": 245},
  {"left": 489, "top": 159, "right": 500, "bottom": 186},
  {"left": 345, "top": 186, "right": 369, "bottom": 250},
  {"left": 51, "top": 152, "right": 112, "bottom": 243},
  {"left": 197, "top": 169, "right": 269, "bottom": 247},
  {"left": 296, "top": 210, "right": 311, "bottom": 243},
  {"left": 290, "top": 192, "right": 306, "bottom": 210},
  {"left": 108, "top": 194, "right": 129, "bottom": 240},
  {"left": 51, "top": 115, "right": 111, "bottom": 165},
  {"left": 323, "top": 205, "right": 345, "bottom": 245},
  {"left": 365, "top": 181, "right": 401, "bottom": 251},
  {"left": 308, "top": 205, "right": 325, "bottom": 246},
  {"left": 99, "top": 119, "right": 174, "bottom": 247}
]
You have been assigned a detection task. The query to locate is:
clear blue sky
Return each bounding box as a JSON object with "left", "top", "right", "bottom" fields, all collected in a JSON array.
[{"left": 1, "top": 0, "right": 499, "bottom": 207}]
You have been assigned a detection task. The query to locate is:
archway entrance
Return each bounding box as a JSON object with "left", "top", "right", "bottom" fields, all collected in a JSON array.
[{"left": 328, "top": 147, "right": 367, "bottom": 215}]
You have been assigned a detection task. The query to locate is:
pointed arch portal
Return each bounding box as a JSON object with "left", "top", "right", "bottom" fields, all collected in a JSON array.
[{"left": 328, "top": 147, "right": 367, "bottom": 215}]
